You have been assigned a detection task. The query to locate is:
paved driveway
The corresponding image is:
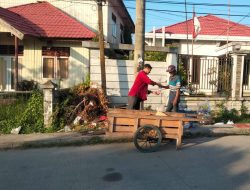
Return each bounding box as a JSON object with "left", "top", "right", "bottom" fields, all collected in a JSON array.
[{"left": 0, "top": 136, "right": 250, "bottom": 190}]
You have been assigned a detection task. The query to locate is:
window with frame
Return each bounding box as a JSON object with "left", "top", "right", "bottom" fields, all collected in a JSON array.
[
  {"left": 42, "top": 47, "right": 69, "bottom": 79},
  {"left": 112, "top": 13, "right": 117, "bottom": 38},
  {"left": 0, "top": 45, "right": 24, "bottom": 55}
]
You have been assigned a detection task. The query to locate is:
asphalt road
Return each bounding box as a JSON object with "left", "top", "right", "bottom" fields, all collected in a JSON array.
[{"left": 0, "top": 136, "right": 250, "bottom": 190}]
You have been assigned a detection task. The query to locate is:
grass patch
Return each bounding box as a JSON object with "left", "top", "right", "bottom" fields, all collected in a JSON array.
[
  {"left": 0, "top": 90, "right": 44, "bottom": 134},
  {"left": 0, "top": 99, "right": 27, "bottom": 134}
]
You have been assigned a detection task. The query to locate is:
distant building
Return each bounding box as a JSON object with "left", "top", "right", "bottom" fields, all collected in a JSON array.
[
  {"left": 0, "top": 0, "right": 134, "bottom": 44},
  {"left": 145, "top": 15, "right": 250, "bottom": 98},
  {"left": 0, "top": 1, "right": 134, "bottom": 91}
]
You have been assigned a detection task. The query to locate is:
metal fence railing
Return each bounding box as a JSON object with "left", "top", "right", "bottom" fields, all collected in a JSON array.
[
  {"left": 178, "top": 55, "right": 233, "bottom": 96},
  {"left": 243, "top": 57, "right": 250, "bottom": 97},
  {"left": 0, "top": 91, "right": 32, "bottom": 105}
]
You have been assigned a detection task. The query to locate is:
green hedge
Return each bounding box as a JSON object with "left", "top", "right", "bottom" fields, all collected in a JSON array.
[{"left": 0, "top": 90, "right": 44, "bottom": 134}]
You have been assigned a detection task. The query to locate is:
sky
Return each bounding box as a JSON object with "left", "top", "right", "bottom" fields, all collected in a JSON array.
[{"left": 123, "top": 0, "right": 250, "bottom": 32}]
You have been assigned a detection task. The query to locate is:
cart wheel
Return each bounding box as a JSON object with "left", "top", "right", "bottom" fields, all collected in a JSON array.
[{"left": 134, "top": 125, "right": 162, "bottom": 153}]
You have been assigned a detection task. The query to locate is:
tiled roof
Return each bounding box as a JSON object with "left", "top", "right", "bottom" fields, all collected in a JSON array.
[
  {"left": 155, "top": 14, "right": 250, "bottom": 37},
  {"left": 6, "top": 1, "right": 95, "bottom": 39},
  {"left": 0, "top": 7, "right": 39, "bottom": 37}
]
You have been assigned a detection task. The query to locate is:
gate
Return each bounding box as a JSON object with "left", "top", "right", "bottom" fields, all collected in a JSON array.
[
  {"left": 243, "top": 56, "right": 250, "bottom": 97},
  {"left": 217, "top": 56, "right": 233, "bottom": 95},
  {"left": 178, "top": 55, "right": 233, "bottom": 96}
]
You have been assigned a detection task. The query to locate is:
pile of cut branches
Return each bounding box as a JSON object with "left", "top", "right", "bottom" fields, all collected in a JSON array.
[
  {"left": 68, "top": 84, "right": 108, "bottom": 124},
  {"left": 51, "top": 83, "right": 109, "bottom": 132}
]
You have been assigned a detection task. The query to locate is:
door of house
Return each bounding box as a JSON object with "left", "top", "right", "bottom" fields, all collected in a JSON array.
[
  {"left": 217, "top": 56, "right": 233, "bottom": 95},
  {"left": 0, "top": 56, "right": 14, "bottom": 91}
]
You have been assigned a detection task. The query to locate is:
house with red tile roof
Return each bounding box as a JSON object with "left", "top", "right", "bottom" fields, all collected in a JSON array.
[
  {"left": 0, "top": 1, "right": 97, "bottom": 91},
  {"left": 145, "top": 15, "right": 250, "bottom": 98},
  {"left": 0, "top": 0, "right": 134, "bottom": 44},
  {"left": 0, "top": 1, "right": 134, "bottom": 91}
]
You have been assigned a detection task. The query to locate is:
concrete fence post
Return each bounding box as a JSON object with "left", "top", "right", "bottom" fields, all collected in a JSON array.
[
  {"left": 41, "top": 80, "right": 56, "bottom": 128},
  {"left": 231, "top": 54, "right": 246, "bottom": 100}
]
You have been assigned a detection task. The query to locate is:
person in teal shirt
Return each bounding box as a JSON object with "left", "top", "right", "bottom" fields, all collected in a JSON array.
[{"left": 161, "top": 65, "right": 181, "bottom": 112}]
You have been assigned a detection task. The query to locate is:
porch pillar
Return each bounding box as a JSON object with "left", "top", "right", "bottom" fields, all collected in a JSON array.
[
  {"left": 14, "top": 36, "right": 19, "bottom": 90},
  {"left": 231, "top": 54, "right": 246, "bottom": 99},
  {"left": 166, "top": 52, "right": 178, "bottom": 79},
  {"left": 166, "top": 53, "right": 177, "bottom": 67},
  {"left": 41, "top": 80, "right": 56, "bottom": 128},
  {"left": 152, "top": 27, "right": 156, "bottom": 46},
  {"left": 162, "top": 26, "right": 165, "bottom": 47}
]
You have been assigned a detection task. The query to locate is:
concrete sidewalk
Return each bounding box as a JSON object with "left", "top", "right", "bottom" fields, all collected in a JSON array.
[
  {"left": 0, "top": 125, "right": 250, "bottom": 150},
  {"left": 184, "top": 124, "right": 250, "bottom": 137}
]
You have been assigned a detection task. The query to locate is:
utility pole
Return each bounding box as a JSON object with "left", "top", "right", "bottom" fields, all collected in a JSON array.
[
  {"left": 184, "top": 0, "right": 190, "bottom": 85},
  {"left": 134, "top": 0, "right": 145, "bottom": 75},
  {"left": 96, "top": 0, "right": 106, "bottom": 95}
]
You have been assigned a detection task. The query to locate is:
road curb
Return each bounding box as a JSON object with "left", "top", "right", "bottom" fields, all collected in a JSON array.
[
  {"left": 0, "top": 133, "right": 134, "bottom": 150},
  {"left": 0, "top": 127, "right": 250, "bottom": 150}
]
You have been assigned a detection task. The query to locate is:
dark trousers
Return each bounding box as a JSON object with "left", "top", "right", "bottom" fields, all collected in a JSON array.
[
  {"left": 166, "top": 91, "right": 179, "bottom": 112},
  {"left": 166, "top": 101, "right": 179, "bottom": 112},
  {"left": 127, "top": 96, "right": 142, "bottom": 110}
]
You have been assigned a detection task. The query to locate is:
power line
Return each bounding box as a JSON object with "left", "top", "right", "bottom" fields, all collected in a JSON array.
[
  {"left": 126, "top": 6, "right": 250, "bottom": 18},
  {"left": 49, "top": 0, "right": 250, "bottom": 17},
  {"left": 4, "top": 0, "right": 250, "bottom": 31},
  {"left": 17, "top": 0, "right": 250, "bottom": 19},
  {"left": 124, "top": 0, "right": 250, "bottom": 8}
]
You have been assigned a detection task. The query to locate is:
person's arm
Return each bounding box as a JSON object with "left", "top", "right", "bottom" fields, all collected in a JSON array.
[
  {"left": 160, "top": 84, "right": 169, "bottom": 89},
  {"left": 140, "top": 72, "right": 161, "bottom": 87},
  {"left": 140, "top": 72, "right": 152, "bottom": 84},
  {"left": 148, "top": 90, "right": 161, "bottom": 95}
]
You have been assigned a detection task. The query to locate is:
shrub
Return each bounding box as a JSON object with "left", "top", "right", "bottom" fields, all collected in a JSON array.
[
  {"left": 18, "top": 90, "right": 44, "bottom": 133},
  {"left": 50, "top": 82, "right": 90, "bottom": 131},
  {"left": 0, "top": 90, "right": 44, "bottom": 134},
  {"left": 212, "top": 101, "right": 240, "bottom": 123},
  {"left": 0, "top": 99, "right": 27, "bottom": 134},
  {"left": 17, "top": 80, "right": 38, "bottom": 91},
  {"left": 145, "top": 51, "right": 167, "bottom": 61}
]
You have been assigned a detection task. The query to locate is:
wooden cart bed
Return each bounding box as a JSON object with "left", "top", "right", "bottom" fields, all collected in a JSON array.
[{"left": 107, "top": 108, "right": 201, "bottom": 149}]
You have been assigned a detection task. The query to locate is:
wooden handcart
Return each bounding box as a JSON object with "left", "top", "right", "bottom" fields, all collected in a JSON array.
[{"left": 107, "top": 108, "right": 201, "bottom": 152}]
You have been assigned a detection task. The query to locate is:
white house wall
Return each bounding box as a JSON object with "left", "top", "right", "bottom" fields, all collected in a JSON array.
[
  {"left": 22, "top": 37, "right": 42, "bottom": 81},
  {"left": 179, "top": 40, "right": 222, "bottom": 56},
  {"left": 146, "top": 38, "right": 163, "bottom": 47},
  {"left": 14, "top": 38, "right": 90, "bottom": 89},
  {"left": 67, "top": 46, "right": 90, "bottom": 88},
  {"left": 90, "top": 50, "right": 169, "bottom": 109},
  {"left": 146, "top": 38, "right": 226, "bottom": 56},
  {"left": 40, "top": 42, "right": 90, "bottom": 88}
]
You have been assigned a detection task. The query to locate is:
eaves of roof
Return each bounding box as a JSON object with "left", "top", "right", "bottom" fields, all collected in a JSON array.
[
  {"left": 152, "top": 14, "right": 250, "bottom": 38},
  {"left": 4, "top": 1, "right": 96, "bottom": 39},
  {"left": 0, "top": 7, "right": 40, "bottom": 39}
]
